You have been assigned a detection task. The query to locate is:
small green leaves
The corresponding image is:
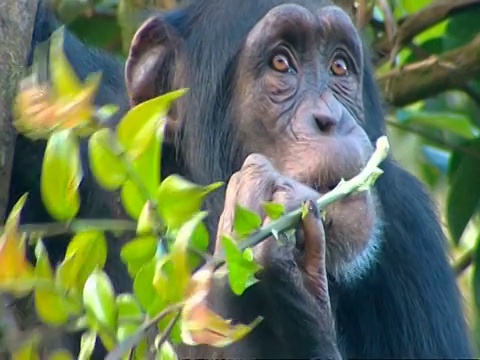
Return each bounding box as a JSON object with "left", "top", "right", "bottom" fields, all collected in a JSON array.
[
  {"left": 49, "top": 27, "right": 84, "bottom": 97},
  {"left": 157, "top": 175, "right": 222, "bottom": 229},
  {"left": 137, "top": 201, "right": 156, "bottom": 235},
  {"left": 117, "top": 89, "right": 187, "bottom": 153},
  {"left": 221, "top": 236, "right": 262, "bottom": 296},
  {"left": 41, "top": 129, "right": 82, "bottom": 221},
  {"left": 34, "top": 241, "right": 71, "bottom": 326},
  {"left": 116, "top": 294, "right": 144, "bottom": 323},
  {"left": 120, "top": 236, "right": 158, "bottom": 277},
  {"left": 120, "top": 131, "right": 162, "bottom": 219},
  {"left": 169, "top": 212, "right": 208, "bottom": 300},
  {"left": 57, "top": 231, "right": 107, "bottom": 294},
  {"left": 133, "top": 259, "right": 159, "bottom": 315},
  {"left": 83, "top": 269, "right": 118, "bottom": 332},
  {"left": 117, "top": 91, "right": 189, "bottom": 219},
  {"left": 233, "top": 205, "right": 262, "bottom": 238},
  {"left": 89, "top": 129, "right": 127, "bottom": 191},
  {"left": 156, "top": 341, "right": 178, "bottom": 360},
  {"left": 0, "top": 194, "right": 34, "bottom": 294},
  {"left": 78, "top": 331, "right": 97, "bottom": 360},
  {"left": 262, "top": 202, "right": 285, "bottom": 220}
]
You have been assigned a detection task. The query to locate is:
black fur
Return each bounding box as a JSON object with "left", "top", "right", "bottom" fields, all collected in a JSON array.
[{"left": 7, "top": 1, "right": 473, "bottom": 359}]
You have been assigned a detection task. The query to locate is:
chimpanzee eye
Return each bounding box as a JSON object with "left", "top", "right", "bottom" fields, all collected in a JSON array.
[
  {"left": 330, "top": 56, "right": 348, "bottom": 77},
  {"left": 271, "top": 53, "right": 293, "bottom": 73}
]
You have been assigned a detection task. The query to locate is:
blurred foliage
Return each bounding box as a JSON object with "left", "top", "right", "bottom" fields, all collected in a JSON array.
[
  {"left": 3, "top": 28, "right": 270, "bottom": 358},
  {"left": 2, "top": 24, "right": 386, "bottom": 357},
  {"left": 1, "top": 0, "right": 480, "bottom": 356}
]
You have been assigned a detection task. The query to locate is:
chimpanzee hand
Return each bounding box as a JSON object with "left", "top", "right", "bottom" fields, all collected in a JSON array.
[
  {"left": 214, "top": 153, "right": 341, "bottom": 359},
  {"left": 214, "top": 153, "right": 327, "bottom": 299}
]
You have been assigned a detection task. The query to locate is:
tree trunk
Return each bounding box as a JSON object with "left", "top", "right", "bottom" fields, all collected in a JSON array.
[
  {"left": 0, "top": 0, "right": 40, "bottom": 356},
  {"left": 0, "top": 0, "right": 40, "bottom": 220}
]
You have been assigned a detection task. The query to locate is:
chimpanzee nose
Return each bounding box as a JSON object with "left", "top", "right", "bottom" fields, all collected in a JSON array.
[{"left": 314, "top": 112, "right": 338, "bottom": 134}]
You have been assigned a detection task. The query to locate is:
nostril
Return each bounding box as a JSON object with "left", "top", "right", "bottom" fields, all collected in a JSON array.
[{"left": 314, "top": 115, "right": 337, "bottom": 133}]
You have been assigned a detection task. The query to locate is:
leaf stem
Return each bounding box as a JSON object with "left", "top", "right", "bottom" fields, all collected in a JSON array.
[
  {"left": 0, "top": 219, "right": 137, "bottom": 238},
  {"left": 105, "top": 303, "right": 183, "bottom": 360}
]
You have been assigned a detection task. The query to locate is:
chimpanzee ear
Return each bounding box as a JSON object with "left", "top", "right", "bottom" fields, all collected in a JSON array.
[{"left": 125, "top": 15, "right": 183, "bottom": 107}]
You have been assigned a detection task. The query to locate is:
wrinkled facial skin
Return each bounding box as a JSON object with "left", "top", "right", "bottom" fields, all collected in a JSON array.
[
  {"left": 233, "top": 4, "right": 377, "bottom": 277},
  {"left": 236, "top": 5, "right": 370, "bottom": 179}
]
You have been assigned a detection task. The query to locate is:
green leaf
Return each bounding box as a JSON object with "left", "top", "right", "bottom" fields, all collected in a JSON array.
[
  {"left": 233, "top": 205, "right": 262, "bottom": 238},
  {"left": 128, "top": 115, "right": 163, "bottom": 160},
  {"left": 88, "top": 129, "right": 127, "bottom": 191},
  {"left": 221, "top": 236, "right": 262, "bottom": 296},
  {"left": 137, "top": 201, "right": 157, "bottom": 235},
  {"left": 133, "top": 259, "right": 160, "bottom": 315},
  {"left": 49, "top": 27, "right": 83, "bottom": 97},
  {"left": 262, "top": 202, "right": 285, "bottom": 220},
  {"left": 68, "top": 15, "right": 122, "bottom": 52},
  {"left": 396, "top": 109, "right": 479, "bottom": 140},
  {"left": 120, "top": 128, "right": 162, "bottom": 219},
  {"left": 120, "top": 236, "right": 157, "bottom": 270},
  {"left": 49, "top": 350, "right": 74, "bottom": 360},
  {"left": 96, "top": 104, "right": 119, "bottom": 124},
  {"left": 121, "top": 183, "right": 146, "bottom": 220},
  {"left": 188, "top": 221, "right": 210, "bottom": 270},
  {"left": 34, "top": 241, "right": 71, "bottom": 325},
  {"left": 157, "top": 175, "right": 222, "bottom": 229},
  {"left": 156, "top": 340, "right": 178, "bottom": 360},
  {"left": 398, "top": 0, "right": 433, "bottom": 14},
  {"left": 170, "top": 212, "right": 208, "bottom": 300},
  {"left": 117, "top": 89, "right": 187, "bottom": 152},
  {"left": 78, "top": 331, "right": 97, "bottom": 360},
  {"left": 116, "top": 293, "right": 144, "bottom": 323},
  {"left": 41, "top": 129, "right": 82, "bottom": 221},
  {"left": 444, "top": 9, "right": 480, "bottom": 51},
  {"left": 117, "top": 323, "right": 139, "bottom": 343},
  {"left": 446, "top": 139, "right": 480, "bottom": 245},
  {"left": 57, "top": 230, "right": 107, "bottom": 293},
  {"left": 0, "top": 194, "right": 35, "bottom": 295},
  {"left": 83, "top": 269, "right": 118, "bottom": 332},
  {"left": 153, "top": 255, "right": 176, "bottom": 306}
]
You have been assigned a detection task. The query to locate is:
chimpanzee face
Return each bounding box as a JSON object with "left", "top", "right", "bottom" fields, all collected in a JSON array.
[{"left": 234, "top": 4, "right": 372, "bottom": 193}]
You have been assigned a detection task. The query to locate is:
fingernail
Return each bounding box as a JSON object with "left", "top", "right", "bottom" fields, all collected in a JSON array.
[{"left": 306, "top": 200, "right": 320, "bottom": 219}]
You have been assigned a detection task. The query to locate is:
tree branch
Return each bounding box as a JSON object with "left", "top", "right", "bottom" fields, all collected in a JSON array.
[
  {"left": 378, "top": 34, "right": 480, "bottom": 106},
  {"left": 0, "top": 219, "right": 137, "bottom": 238},
  {"left": 0, "top": 0, "right": 41, "bottom": 356},
  {"left": 374, "top": 0, "right": 480, "bottom": 56},
  {"left": 0, "top": 0, "right": 40, "bottom": 219},
  {"left": 453, "top": 248, "right": 474, "bottom": 277}
]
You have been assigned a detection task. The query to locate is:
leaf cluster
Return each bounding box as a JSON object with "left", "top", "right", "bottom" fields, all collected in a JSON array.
[{"left": 2, "top": 26, "right": 388, "bottom": 359}]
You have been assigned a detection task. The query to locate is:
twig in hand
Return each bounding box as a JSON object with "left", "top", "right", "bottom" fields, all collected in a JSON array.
[{"left": 214, "top": 136, "right": 390, "bottom": 268}]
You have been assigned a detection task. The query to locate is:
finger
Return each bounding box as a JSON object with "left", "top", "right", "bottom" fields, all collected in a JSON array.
[
  {"left": 214, "top": 161, "right": 278, "bottom": 256},
  {"left": 214, "top": 173, "right": 241, "bottom": 256},
  {"left": 301, "top": 200, "right": 326, "bottom": 276}
]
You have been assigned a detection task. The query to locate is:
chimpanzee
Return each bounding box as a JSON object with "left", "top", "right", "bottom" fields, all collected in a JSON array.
[{"left": 6, "top": 0, "right": 473, "bottom": 359}]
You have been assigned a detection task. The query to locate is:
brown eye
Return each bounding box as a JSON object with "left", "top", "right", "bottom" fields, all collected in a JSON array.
[
  {"left": 330, "top": 57, "right": 348, "bottom": 76},
  {"left": 271, "top": 54, "right": 291, "bottom": 73}
]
